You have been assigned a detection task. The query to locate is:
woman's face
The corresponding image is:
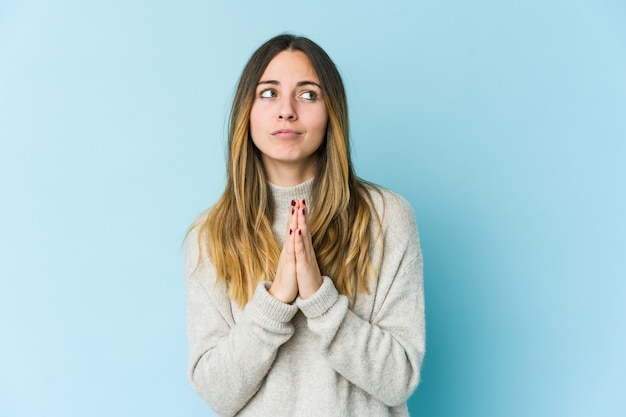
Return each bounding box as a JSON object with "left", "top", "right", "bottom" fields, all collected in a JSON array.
[{"left": 249, "top": 50, "right": 328, "bottom": 185}]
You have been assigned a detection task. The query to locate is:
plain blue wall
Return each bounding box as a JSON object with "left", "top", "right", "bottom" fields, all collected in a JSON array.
[{"left": 1, "top": 1, "right": 624, "bottom": 416}]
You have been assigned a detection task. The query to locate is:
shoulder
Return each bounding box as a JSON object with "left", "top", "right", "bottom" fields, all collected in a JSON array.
[
  {"left": 360, "top": 182, "right": 421, "bottom": 265},
  {"left": 360, "top": 182, "right": 417, "bottom": 231},
  {"left": 183, "top": 210, "right": 213, "bottom": 282}
]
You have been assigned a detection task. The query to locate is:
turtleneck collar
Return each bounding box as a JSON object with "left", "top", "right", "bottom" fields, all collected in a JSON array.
[
  {"left": 268, "top": 177, "right": 315, "bottom": 211},
  {"left": 268, "top": 177, "right": 314, "bottom": 245}
]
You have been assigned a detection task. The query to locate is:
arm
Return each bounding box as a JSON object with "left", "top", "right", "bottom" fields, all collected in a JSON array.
[
  {"left": 184, "top": 230, "right": 298, "bottom": 417},
  {"left": 295, "top": 193, "right": 425, "bottom": 406}
]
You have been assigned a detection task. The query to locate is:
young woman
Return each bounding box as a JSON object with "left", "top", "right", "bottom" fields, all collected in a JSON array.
[{"left": 185, "top": 34, "right": 425, "bottom": 417}]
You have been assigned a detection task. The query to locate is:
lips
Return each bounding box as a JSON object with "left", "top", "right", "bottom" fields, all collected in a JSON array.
[{"left": 271, "top": 129, "right": 302, "bottom": 138}]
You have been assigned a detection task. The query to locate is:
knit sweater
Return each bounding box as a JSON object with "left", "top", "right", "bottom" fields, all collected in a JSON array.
[{"left": 184, "top": 179, "right": 425, "bottom": 417}]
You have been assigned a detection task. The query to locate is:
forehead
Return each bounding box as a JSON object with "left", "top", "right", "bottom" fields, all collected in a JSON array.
[{"left": 260, "top": 50, "right": 320, "bottom": 83}]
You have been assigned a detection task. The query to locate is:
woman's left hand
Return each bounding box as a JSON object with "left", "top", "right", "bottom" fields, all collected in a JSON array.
[{"left": 294, "top": 199, "right": 323, "bottom": 299}]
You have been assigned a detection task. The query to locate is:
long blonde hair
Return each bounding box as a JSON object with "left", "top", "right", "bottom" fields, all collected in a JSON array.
[{"left": 191, "top": 34, "right": 381, "bottom": 307}]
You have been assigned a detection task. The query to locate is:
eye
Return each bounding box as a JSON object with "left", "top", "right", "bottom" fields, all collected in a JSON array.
[
  {"left": 260, "top": 89, "right": 276, "bottom": 98},
  {"left": 300, "top": 91, "right": 318, "bottom": 101}
]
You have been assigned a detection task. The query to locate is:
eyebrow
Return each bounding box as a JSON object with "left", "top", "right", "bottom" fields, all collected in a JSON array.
[{"left": 257, "top": 80, "right": 322, "bottom": 89}]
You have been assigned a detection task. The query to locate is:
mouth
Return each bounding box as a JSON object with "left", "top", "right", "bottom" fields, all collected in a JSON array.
[{"left": 271, "top": 129, "right": 303, "bottom": 138}]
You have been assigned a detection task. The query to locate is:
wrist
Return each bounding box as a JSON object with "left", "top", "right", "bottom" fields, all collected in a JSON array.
[
  {"left": 297, "top": 275, "right": 322, "bottom": 300},
  {"left": 296, "top": 276, "right": 340, "bottom": 318},
  {"left": 269, "top": 285, "right": 296, "bottom": 304}
]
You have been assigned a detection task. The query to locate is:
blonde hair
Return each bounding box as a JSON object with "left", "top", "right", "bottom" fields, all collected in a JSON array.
[{"left": 191, "top": 34, "right": 382, "bottom": 307}]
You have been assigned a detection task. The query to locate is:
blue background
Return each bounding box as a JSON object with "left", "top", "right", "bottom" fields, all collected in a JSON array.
[{"left": 1, "top": 1, "right": 625, "bottom": 416}]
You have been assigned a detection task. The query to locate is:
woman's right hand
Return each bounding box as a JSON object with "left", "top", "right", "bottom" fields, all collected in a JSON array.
[{"left": 269, "top": 200, "right": 299, "bottom": 303}]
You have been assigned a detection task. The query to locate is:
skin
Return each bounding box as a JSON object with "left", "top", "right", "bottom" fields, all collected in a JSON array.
[
  {"left": 249, "top": 50, "right": 328, "bottom": 187},
  {"left": 270, "top": 198, "right": 322, "bottom": 303},
  {"left": 249, "top": 50, "right": 325, "bottom": 302}
]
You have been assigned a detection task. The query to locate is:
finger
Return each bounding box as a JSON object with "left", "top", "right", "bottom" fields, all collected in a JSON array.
[
  {"left": 296, "top": 199, "right": 315, "bottom": 257},
  {"left": 283, "top": 199, "right": 299, "bottom": 253},
  {"left": 295, "top": 201, "right": 317, "bottom": 268},
  {"left": 296, "top": 199, "right": 308, "bottom": 236},
  {"left": 286, "top": 202, "right": 298, "bottom": 257},
  {"left": 271, "top": 201, "right": 299, "bottom": 303},
  {"left": 294, "top": 222, "right": 322, "bottom": 299},
  {"left": 294, "top": 223, "right": 305, "bottom": 257},
  {"left": 287, "top": 199, "right": 298, "bottom": 234},
  {"left": 294, "top": 225, "right": 314, "bottom": 280}
]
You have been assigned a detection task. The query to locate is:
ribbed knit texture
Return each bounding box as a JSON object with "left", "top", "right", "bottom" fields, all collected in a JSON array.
[
  {"left": 185, "top": 180, "right": 425, "bottom": 417},
  {"left": 268, "top": 178, "right": 314, "bottom": 246}
]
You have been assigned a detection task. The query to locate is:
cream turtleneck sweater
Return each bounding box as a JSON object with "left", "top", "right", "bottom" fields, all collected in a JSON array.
[{"left": 185, "top": 179, "right": 424, "bottom": 417}]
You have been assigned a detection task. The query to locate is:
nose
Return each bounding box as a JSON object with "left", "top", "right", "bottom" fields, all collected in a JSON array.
[{"left": 278, "top": 97, "right": 297, "bottom": 121}]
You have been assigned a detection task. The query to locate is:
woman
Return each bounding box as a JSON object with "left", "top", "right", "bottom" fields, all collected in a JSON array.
[{"left": 185, "top": 34, "right": 425, "bottom": 417}]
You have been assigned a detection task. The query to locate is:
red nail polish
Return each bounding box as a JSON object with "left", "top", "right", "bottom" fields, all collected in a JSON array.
[
  {"left": 292, "top": 208, "right": 294, "bottom": 215},
  {"left": 302, "top": 208, "right": 305, "bottom": 215},
  {"left": 291, "top": 200, "right": 296, "bottom": 206},
  {"left": 298, "top": 229, "right": 302, "bottom": 235},
  {"left": 302, "top": 199, "right": 306, "bottom": 205},
  {"left": 289, "top": 229, "right": 293, "bottom": 235}
]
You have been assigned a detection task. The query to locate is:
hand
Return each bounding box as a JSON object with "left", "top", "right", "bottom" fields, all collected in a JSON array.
[
  {"left": 268, "top": 200, "right": 299, "bottom": 303},
  {"left": 294, "top": 199, "right": 323, "bottom": 299}
]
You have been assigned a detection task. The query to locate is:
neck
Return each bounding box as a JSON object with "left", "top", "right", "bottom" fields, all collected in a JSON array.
[
  {"left": 263, "top": 163, "right": 317, "bottom": 187},
  {"left": 261, "top": 152, "right": 320, "bottom": 186}
]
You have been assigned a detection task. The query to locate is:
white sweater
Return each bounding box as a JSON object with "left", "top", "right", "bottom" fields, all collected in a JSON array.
[{"left": 185, "top": 179, "right": 425, "bottom": 417}]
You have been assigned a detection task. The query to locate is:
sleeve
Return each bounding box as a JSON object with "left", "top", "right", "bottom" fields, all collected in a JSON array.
[
  {"left": 295, "top": 193, "right": 425, "bottom": 406},
  {"left": 184, "top": 228, "right": 299, "bottom": 417}
]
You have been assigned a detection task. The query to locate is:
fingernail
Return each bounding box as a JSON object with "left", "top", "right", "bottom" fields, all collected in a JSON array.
[
  {"left": 292, "top": 208, "right": 294, "bottom": 215},
  {"left": 291, "top": 200, "right": 296, "bottom": 206},
  {"left": 298, "top": 229, "right": 302, "bottom": 235},
  {"left": 302, "top": 199, "right": 306, "bottom": 205},
  {"left": 289, "top": 229, "right": 293, "bottom": 235},
  {"left": 302, "top": 208, "right": 305, "bottom": 215}
]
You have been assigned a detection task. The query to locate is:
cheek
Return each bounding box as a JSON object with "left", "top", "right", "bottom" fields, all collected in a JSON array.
[
  {"left": 314, "top": 112, "right": 329, "bottom": 137},
  {"left": 303, "top": 102, "right": 327, "bottom": 130}
]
